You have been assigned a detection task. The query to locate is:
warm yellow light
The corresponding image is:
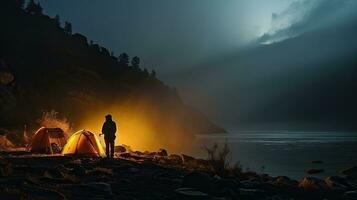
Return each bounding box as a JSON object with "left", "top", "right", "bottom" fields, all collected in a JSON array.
[{"left": 74, "top": 102, "right": 195, "bottom": 154}]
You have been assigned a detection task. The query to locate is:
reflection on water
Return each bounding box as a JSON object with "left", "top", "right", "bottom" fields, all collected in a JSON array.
[{"left": 195, "top": 131, "right": 357, "bottom": 180}]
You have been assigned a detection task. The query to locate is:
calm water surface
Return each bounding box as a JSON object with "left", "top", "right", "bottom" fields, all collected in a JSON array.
[{"left": 195, "top": 131, "right": 357, "bottom": 180}]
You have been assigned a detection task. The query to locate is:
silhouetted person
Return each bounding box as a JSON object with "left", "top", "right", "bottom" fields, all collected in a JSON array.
[{"left": 102, "top": 114, "right": 117, "bottom": 158}]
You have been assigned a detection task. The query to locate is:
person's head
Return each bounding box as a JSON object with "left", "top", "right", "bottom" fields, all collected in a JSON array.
[{"left": 105, "top": 114, "right": 112, "bottom": 121}]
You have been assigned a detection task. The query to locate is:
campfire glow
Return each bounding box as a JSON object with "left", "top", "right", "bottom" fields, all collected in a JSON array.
[{"left": 75, "top": 104, "right": 195, "bottom": 154}]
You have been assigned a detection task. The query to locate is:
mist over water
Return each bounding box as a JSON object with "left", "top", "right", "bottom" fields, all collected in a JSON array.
[{"left": 196, "top": 131, "right": 357, "bottom": 180}]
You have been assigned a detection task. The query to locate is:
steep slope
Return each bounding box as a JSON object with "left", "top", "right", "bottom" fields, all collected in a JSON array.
[
  {"left": 176, "top": 20, "right": 357, "bottom": 130},
  {"left": 0, "top": 1, "right": 225, "bottom": 152}
]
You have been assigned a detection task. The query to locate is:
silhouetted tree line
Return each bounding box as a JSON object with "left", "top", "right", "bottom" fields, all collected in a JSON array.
[
  {"left": 26, "top": 0, "right": 42, "bottom": 15},
  {"left": 0, "top": 0, "right": 225, "bottom": 135},
  {"left": 0, "top": 0, "right": 173, "bottom": 120},
  {"left": 9, "top": 0, "right": 158, "bottom": 80}
]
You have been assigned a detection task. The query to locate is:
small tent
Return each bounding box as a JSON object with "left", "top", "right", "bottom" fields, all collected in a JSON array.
[
  {"left": 61, "top": 130, "right": 105, "bottom": 157},
  {"left": 30, "top": 127, "right": 67, "bottom": 154}
]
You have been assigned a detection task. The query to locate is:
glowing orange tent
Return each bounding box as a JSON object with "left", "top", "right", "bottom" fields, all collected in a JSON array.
[
  {"left": 30, "top": 127, "right": 67, "bottom": 154},
  {"left": 61, "top": 130, "right": 105, "bottom": 157}
]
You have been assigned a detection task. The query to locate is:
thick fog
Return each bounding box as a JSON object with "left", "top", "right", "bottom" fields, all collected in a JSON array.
[{"left": 39, "top": 0, "right": 357, "bottom": 130}]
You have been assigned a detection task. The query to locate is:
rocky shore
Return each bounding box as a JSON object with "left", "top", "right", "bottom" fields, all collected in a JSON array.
[{"left": 0, "top": 149, "right": 356, "bottom": 200}]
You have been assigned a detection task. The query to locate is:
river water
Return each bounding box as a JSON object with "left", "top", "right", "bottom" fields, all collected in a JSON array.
[{"left": 195, "top": 131, "right": 357, "bottom": 180}]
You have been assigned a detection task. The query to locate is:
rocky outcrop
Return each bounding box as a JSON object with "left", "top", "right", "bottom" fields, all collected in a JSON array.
[
  {"left": 298, "top": 177, "right": 328, "bottom": 191},
  {"left": 342, "top": 166, "right": 357, "bottom": 179},
  {"left": 325, "top": 176, "right": 351, "bottom": 191},
  {"left": 1, "top": 150, "right": 357, "bottom": 200}
]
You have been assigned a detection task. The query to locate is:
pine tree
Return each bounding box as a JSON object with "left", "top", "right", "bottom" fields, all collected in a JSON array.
[
  {"left": 64, "top": 22, "right": 72, "bottom": 35},
  {"left": 54, "top": 15, "right": 60, "bottom": 27},
  {"left": 26, "top": 0, "right": 42, "bottom": 15},
  {"left": 35, "top": 2, "right": 42, "bottom": 14},
  {"left": 25, "top": 0, "right": 36, "bottom": 14},
  {"left": 131, "top": 56, "right": 140, "bottom": 69},
  {"left": 119, "top": 53, "right": 129, "bottom": 66}
]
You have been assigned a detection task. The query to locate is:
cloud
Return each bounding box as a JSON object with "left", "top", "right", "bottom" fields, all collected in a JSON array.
[{"left": 259, "top": 0, "right": 357, "bottom": 44}]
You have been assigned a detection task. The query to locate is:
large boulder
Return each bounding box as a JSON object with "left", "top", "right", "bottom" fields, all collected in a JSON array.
[
  {"left": 181, "top": 154, "right": 200, "bottom": 169},
  {"left": 325, "top": 176, "right": 351, "bottom": 191},
  {"left": 114, "top": 145, "right": 126, "bottom": 153},
  {"left": 157, "top": 148, "right": 168, "bottom": 157},
  {"left": 182, "top": 171, "right": 214, "bottom": 193},
  {"left": 168, "top": 154, "right": 183, "bottom": 165},
  {"left": 181, "top": 154, "right": 195, "bottom": 163},
  {"left": 273, "top": 176, "right": 298, "bottom": 188},
  {"left": 298, "top": 177, "right": 328, "bottom": 191},
  {"left": 342, "top": 166, "right": 357, "bottom": 179}
]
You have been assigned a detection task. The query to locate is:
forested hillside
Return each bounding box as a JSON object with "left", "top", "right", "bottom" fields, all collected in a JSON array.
[{"left": 0, "top": 0, "right": 225, "bottom": 151}]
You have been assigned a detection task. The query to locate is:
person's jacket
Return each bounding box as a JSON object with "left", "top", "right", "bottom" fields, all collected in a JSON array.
[{"left": 102, "top": 120, "right": 117, "bottom": 140}]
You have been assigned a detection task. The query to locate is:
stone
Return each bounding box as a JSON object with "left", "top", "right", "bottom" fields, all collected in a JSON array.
[
  {"left": 175, "top": 188, "right": 210, "bottom": 200},
  {"left": 157, "top": 149, "right": 168, "bottom": 157},
  {"left": 181, "top": 154, "right": 195, "bottom": 163},
  {"left": 343, "top": 190, "right": 357, "bottom": 200},
  {"left": 273, "top": 176, "right": 298, "bottom": 187},
  {"left": 114, "top": 145, "right": 126, "bottom": 153},
  {"left": 55, "top": 164, "right": 70, "bottom": 173},
  {"left": 325, "top": 176, "right": 350, "bottom": 190},
  {"left": 306, "top": 168, "right": 324, "bottom": 174},
  {"left": 182, "top": 171, "right": 214, "bottom": 193},
  {"left": 342, "top": 166, "right": 357, "bottom": 179},
  {"left": 44, "top": 168, "right": 64, "bottom": 179},
  {"left": 298, "top": 177, "right": 327, "bottom": 191},
  {"left": 133, "top": 151, "right": 144, "bottom": 155},
  {"left": 181, "top": 154, "right": 201, "bottom": 168},
  {"left": 168, "top": 154, "right": 183, "bottom": 165}
]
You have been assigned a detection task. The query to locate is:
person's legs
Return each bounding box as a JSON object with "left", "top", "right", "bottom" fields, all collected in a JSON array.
[
  {"left": 110, "top": 140, "right": 115, "bottom": 158},
  {"left": 105, "top": 139, "right": 110, "bottom": 158}
]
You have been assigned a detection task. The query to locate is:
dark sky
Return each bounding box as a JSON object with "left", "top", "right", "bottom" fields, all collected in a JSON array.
[
  {"left": 38, "top": 0, "right": 291, "bottom": 76},
  {"left": 39, "top": 0, "right": 357, "bottom": 130}
]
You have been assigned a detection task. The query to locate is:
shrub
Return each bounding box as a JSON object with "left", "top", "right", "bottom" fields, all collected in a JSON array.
[{"left": 203, "top": 140, "right": 242, "bottom": 177}]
